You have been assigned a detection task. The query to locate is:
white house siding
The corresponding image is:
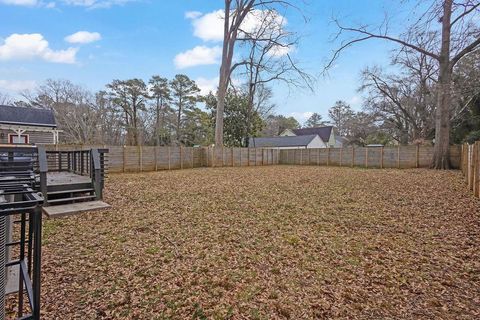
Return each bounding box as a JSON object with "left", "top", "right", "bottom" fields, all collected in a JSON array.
[
  {"left": 260, "top": 136, "right": 326, "bottom": 150},
  {"left": 0, "top": 128, "right": 55, "bottom": 145},
  {"left": 328, "top": 131, "right": 336, "bottom": 147},
  {"left": 307, "top": 135, "right": 327, "bottom": 148}
]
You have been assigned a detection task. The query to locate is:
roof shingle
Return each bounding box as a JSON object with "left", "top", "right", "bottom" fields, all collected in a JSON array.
[
  {"left": 0, "top": 105, "right": 56, "bottom": 127},
  {"left": 291, "top": 126, "right": 333, "bottom": 142},
  {"left": 249, "top": 135, "right": 319, "bottom": 148}
]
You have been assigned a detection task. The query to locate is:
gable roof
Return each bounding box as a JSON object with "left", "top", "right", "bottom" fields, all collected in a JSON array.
[
  {"left": 291, "top": 126, "right": 333, "bottom": 142},
  {"left": 249, "top": 135, "right": 320, "bottom": 148},
  {"left": 0, "top": 105, "right": 56, "bottom": 127}
]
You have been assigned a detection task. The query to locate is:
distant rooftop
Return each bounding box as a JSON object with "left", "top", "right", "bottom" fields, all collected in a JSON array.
[
  {"left": 0, "top": 105, "right": 56, "bottom": 127},
  {"left": 291, "top": 126, "right": 333, "bottom": 142},
  {"left": 250, "top": 135, "right": 319, "bottom": 148}
]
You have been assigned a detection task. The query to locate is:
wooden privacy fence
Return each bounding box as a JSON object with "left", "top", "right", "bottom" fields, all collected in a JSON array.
[
  {"left": 279, "top": 145, "right": 461, "bottom": 169},
  {"left": 47, "top": 144, "right": 462, "bottom": 173},
  {"left": 47, "top": 145, "right": 280, "bottom": 173},
  {"left": 461, "top": 142, "right": 480, "bottom": 198}
]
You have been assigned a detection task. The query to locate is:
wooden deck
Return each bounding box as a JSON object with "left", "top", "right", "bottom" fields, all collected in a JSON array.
[{"left": 47, "top": 172, "right": 91, "bottom": 186}]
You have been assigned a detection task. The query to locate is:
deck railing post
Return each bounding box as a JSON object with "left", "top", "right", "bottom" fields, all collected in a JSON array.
[
  {"left": 37, "top": 146, "right": 48, "bottom": 206},
  {"left": 80, "top": 151, "right": 84, "bottom": 175},
  {"left": 58, "top": 152, "right": 62, "bottom": 172},
  {"left": 91, "top": 149, "right": 102, "bottom": 200},
  {"left": 32, "top": 206, "right": 42, "bottom": 320}
]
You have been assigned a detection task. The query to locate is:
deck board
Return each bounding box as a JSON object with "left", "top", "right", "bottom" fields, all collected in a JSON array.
[
  {"left": 47, "top": 172, "right": 91, "bottom": 186},
  {"left": 43, "top": 201, "right": 111, "bottom": 218}
]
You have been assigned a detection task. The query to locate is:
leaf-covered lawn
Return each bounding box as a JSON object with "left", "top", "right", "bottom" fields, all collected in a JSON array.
[{"left": 39, "top": 166, "right": 479, "bottom": 319}]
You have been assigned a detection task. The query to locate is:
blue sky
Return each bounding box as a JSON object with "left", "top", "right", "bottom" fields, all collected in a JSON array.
[{"left": 0, "top": 0, "right": 408, "bottom": 124}]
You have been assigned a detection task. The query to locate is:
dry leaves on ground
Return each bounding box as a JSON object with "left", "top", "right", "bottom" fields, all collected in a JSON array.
[{"left": 35, "top": 166, "right": 479, "bottom": 319}]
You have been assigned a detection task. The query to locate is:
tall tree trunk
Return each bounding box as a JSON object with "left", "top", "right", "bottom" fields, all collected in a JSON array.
[
  {"left": 215, "top": 79, "right": 227, "bottom": 146},
  {"left": 433, "top": 0, "right": 452, "bottom": 169}
]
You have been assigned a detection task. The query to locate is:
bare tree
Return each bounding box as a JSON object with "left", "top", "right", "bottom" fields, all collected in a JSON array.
[
  {"left": 23, "top": 79, "right": 102, "bottom": 144},
  {"left": 327, "top": 0, "right": 480, "bottom": 168},
  {"left": 231, "top": 8, "right": 312, "bottom": 145},
  {"left": 215, "top": 0, "right": 305, "bottom": 146},
  {"left": 0, "top": 92, "right": 11, "bottom": 105}
]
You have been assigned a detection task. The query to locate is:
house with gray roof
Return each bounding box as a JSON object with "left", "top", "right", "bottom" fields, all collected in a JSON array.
[
  {"left": 249, "top": 134, "right": 326, "bottom": 149},
  {"left": 280, "top": 126, "right": 344, "bottom": 147},
  {"left": 0, "top": 105, "right": 60, "bottom": 145}
]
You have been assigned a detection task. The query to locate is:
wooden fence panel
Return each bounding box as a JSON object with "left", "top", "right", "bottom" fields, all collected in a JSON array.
[
  {"left": 108, "top": 146, "right": 123, "bottom": 172},
  {"left": 124, "top": 146, "right": 140, "bottom": 172}
]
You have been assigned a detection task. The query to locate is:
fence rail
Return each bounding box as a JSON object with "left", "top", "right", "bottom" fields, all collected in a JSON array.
[
  {"left": 45, "top": 144, "right": 462, "bottom": 173},
  {"left": 46, "top": 145, "right": 280, "bottom": 173},
  {"left": 279, "top": 145, "right": 461, "bottom": 169},
  {"left": 461, "top": 142, "right": 480, "bottom": 198}
]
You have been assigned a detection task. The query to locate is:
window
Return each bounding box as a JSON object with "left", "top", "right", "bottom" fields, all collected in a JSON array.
[{"left": 8, "top": 134, "right": 29, "bottom": 144}]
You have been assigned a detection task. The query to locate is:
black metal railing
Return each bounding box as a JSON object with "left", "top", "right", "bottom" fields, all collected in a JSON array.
[
  {"left": 0, "top": 146, "right": 43, "bottom": 320},
  {"left": 40, "top": 148, "right": 108, "bottom": 205},
  {"left": 0, "top": 145, "right": 108, "bottom": 319}
]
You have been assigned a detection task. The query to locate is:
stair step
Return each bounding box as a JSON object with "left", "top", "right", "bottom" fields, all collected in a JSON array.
[
  {"left": 47, "top": 182, "right": 93, "bottom": 193},
  {"left": 43, "top": 200, "right": 111, "bottom": 218},
  {"left": 48, "top": 195, "right": 96, "bottom": 204},
  {"left": 48, "top": 188, "right": 94, "bottom": 195}
]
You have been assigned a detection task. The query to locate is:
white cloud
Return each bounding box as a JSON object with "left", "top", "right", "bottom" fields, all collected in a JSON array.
[
  {"left": 348, "top": 95, "right": 362, "bottom": 106},
  {"left": 0, "top": 33, "right": 77, "bottom": 64},
  {"left": 0, "top": 0, "right": 135, "bottom": 8},
  {"left": 185, "top": 11, "right": 202, "bottom": 19},
  {"left": 0, "top": 79, "right": 37, "bottom": 92},
  {"left": 268, "top": 44, "right": 294, "bottom": 57},
  {"left": 0, "top": 0, "right": 37, "bottom": 6},
  {"left": 174, "top": 45, "right": 221, "bottom": 69},
  {"left": 0, "top": 0, "right": 57, "bottom": 8},
  {"left": 62, "top": 0, "right": 134, "bottom": 9},
  {"left": 195, "top": 77, "right": 219, "bottom": 95},
  {"left": 290, "top": 111, "right": 313, "bottom": 123},
  {"left": 188, "top": 9, "right": 224, "bottom": 42},
  {"left": 186, "top": 9, "right": 288, "bottom": 43},
  {"left": 65, "top": 31, "right": 101, "bottom": 44}
]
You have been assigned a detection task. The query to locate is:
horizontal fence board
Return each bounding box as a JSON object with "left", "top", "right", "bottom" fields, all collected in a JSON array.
[
  {"left": 278, "top": 145, "right": 460, "bottom": 170},
  {"left": 38, "top": 144, "right": 460, "bottom": 176}
]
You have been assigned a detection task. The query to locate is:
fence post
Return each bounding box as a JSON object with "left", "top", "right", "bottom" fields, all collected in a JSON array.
[
  {"left": 380, "top": 147, "right": 384, "bottom": 169},
  {"left": 474, "top": 142, "right": 479, "bottom": 197},
  {"left": 247, "top": 148, "right": 250, "bottom": 166},
  {"left": 239, "top": 148, "right": 242, "bottom": 166},
  {"left": 365, "top": 147, "right": 368, "bottom": 168},
  {"left": 123, "top": 145, "right": 126, "bottom": 173},
  {"left": 180, "top": 146, "right": 183, "bottom": 169},
  {"left": 154, "top": 145, "right": 158, "bottom": 171},
  {"left": 168, "top": 146, "right": 171, "bottom": 170},
  {"left": 327, "top": 148, "right": 330, "bottom": 166},
  {"left": 340, "top": 148, "right": 343, "bottom": 167},
  {"left": 416, "top": 144, "right": 420, "bottom": 168},
  {"left": 476, "top": 142, "right": 480, "bottom": 197},
  {"left": 139, "top": 145, "right": 143, "bottom": 172},
  {"left": 351, "top": 147, "right": 355, "bottom": 168},
  {"left": 397, "top": 145, "right": 401, "bottom": 169},
  {"left": 469, "top": 144, "right": 474, "bottom": 190},
  {"left": 192, "top": 147, "right": 194, "bottom": 169}
]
